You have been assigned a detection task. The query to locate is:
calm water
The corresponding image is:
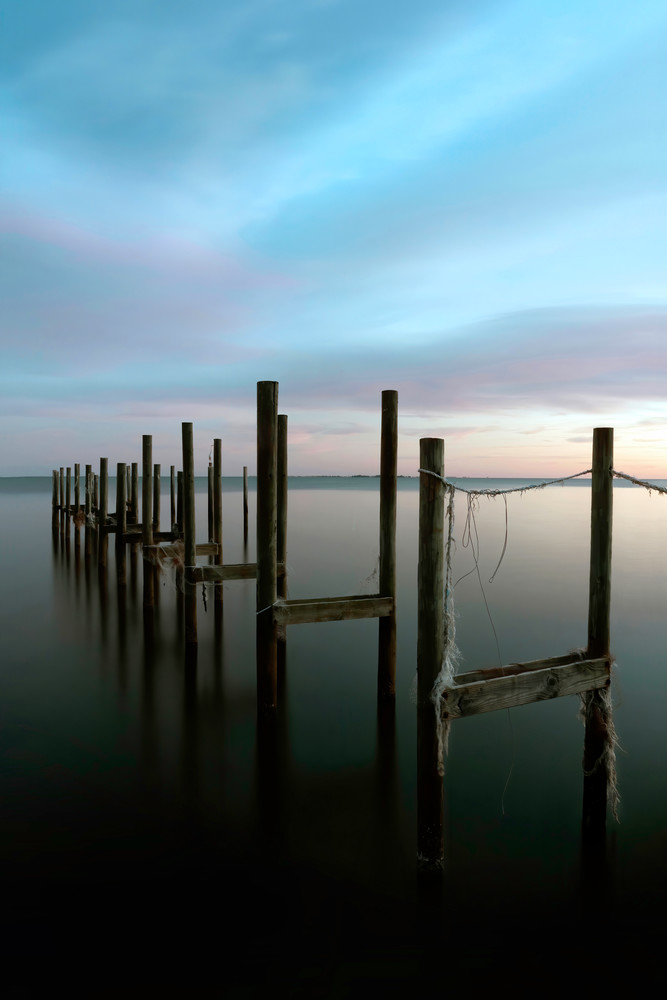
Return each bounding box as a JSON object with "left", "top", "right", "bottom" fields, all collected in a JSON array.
[{"left": 1, "top": 476, "right": 666, "bottom": 992}]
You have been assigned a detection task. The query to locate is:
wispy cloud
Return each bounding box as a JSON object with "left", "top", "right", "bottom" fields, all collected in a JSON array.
[{"left": 2, "top": 1, "right": 667, "bottom": 474}]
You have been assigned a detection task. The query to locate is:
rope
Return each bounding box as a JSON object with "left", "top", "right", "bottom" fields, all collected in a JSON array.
[
  {"left": 612, "top": 469, "right": 667, "bottom": 495},
  {"left": 420, "top": 463, "right": 604, "bottom": 787},
  {"left": 418, "top": 468, "right": 593, "bottom": 496}
]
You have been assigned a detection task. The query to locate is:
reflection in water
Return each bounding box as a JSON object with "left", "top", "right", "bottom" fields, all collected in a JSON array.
[{"left": 5, "top": 480, "right": 666, "bottom": 989}]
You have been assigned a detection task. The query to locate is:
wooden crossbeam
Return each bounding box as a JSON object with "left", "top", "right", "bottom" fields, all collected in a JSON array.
[
  {"left": 194, "top": 563, "right": 257, "bottom": 582},
  {"left": 193, "top": 561, "right": 288, "bottom": 583},
  {"left": 273, "top": 594, "right": 394, "bottom": 626},
  {"left": 442, "top": 656, "right": 610, "bottom": 719},
  {"left": 135, "top": 538, "right": 217, "bottom": 552},
  {"left": 451, "top": 652, "right": 588, "bottom": 686},
  {"left": 195, "top": 542, "right": 221, "bottom": 556}
]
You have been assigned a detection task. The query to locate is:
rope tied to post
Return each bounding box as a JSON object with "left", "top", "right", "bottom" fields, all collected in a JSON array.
[
  {"left": 429, "top": 481, "right": 460, "bottom": 775},
  {"left": 419, "top": 464, "right": 617, "bottom": 785},
  {"left": 417, "top": 467, "right": 593, "bottom": 497}
]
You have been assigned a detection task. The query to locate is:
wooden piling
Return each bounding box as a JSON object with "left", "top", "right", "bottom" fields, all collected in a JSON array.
[
  {"left": 99, "top": 458, "right": 108, "bottom": 525},
  {"left": 213, "top": 440, "right": 222, "bottom": 566},
  {"left": 84, "top": 464, "right": 93, "bottom": 558},
  {"left": 153, "top": 464, "right": 160, "bottom": 531},
  {"left": 52, "top": 470, "right": 58, "bottom": 509},
  {"left": 98, "top": 458, "right": 108, "bottom": 567},
  {"left": 142, "top": 436, "right": 154, "bottom": 607},
  {"left": 213, "top": 439, "right": 223, "bottom": 610},
  {"left": 378, "top": 389, "right": 398, "bottom": 700},
  {"left": 417, "top": 438, "right": 445, "bottom": 869},
  {"left": 208, "top": 462, "right": 214, "bottom": 542},
  {"left": 85, "top": 465, "right": 92, "bottom": 517},
  {"left": 130, "top": 463, "right": 139, "bottom": 524},
  {"left": 182, "top": 423, "right": 197, "bottom": 645},
  {"left": 126, "top": 465, "right": 131, "bottom": 501},
  {"left": 94, "top": 474, "right": 99, "bottom": 512},
  {"left": 277, "top": 416, "right": 288, "bottom": 600},
  {"left": 256, "top": 381, "right": 278, "bottom": 710},
  {"left": 66, "top": 467, "right": 71, "bottom": 516},
  {"left": 74, "top": 464, "right": 80, "bottom": 513},
  {"left": 170, "top": 466, "right": 176, "bottom": 531},
  {"left": 583, "top": 427, "right": 614, "bottom": 835},
  {"left": 142, "top": 437, "right": 153, "bottom": 545},
  {"left": 243, "top": 466, "right": 249, "bottom": 542},
  {"left": 59, "top": 468, "right": 64, "bottom": 510},
  {"left": 116, "top": 462, "right": 127, "bottom": 541},
  {"left": 177, "top": 471, "right": 183, "bottom": 534}
]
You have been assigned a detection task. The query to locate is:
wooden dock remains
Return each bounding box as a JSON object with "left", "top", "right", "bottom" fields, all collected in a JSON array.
[
  {"left": 416, "top": 428, "right": 615, "bottom": 868},
  {"left": 254, "top": 382, "right": 398, "bottom": 709},
  {"left": 49, "top": 385, "right": 620, "bottom": 874}
]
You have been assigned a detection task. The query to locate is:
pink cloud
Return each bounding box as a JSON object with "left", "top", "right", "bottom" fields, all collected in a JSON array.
[{"left": 1, "top": 202, "right": 299, "bottom": 290}]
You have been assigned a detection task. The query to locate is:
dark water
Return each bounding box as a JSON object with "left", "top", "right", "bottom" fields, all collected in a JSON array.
[{"left": 1, "top": 476, "right": 666, "bottom": 993}]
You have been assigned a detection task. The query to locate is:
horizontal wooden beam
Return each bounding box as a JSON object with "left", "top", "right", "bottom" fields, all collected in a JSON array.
[
  {"left": 195, "top": 542, "right": 220, "bottom": 556},
  {"left": 194, "top": 563, "right": 257, "bottom": 582},
  {"left": 192, "top": 562, "right": 287, "bottom": 582},
  {"left": 273, "top": 594, "right": 394, "bottom": 626},
  {"left": 442, "top": 657, "right": 610, "bottom": 719},
  {"left": 454, "top": 652, "right": 588, "bottom": 686}
]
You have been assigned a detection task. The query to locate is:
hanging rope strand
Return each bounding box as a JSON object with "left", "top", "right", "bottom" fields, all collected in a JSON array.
[
  {"left": 418, "top": 467, "right": 593, "bottom": 497},
  {"left": 424, "top": 464, "right": 595, "bottom": 779}
]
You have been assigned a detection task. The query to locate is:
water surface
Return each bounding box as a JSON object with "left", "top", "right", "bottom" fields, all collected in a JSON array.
[{"left": 1, "top": 476, "right": 666, "bottom": 992}]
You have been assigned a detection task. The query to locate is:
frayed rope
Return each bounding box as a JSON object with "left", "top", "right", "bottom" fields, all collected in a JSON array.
[
  {"left": 612, "top": 470, "right": 667, "bottom": 496},
  {"left": 579, "top": 681, "right": 621, "bottom": 822},
  {"left": 418, "top": 468, "right": 593, "bottom": 498}
]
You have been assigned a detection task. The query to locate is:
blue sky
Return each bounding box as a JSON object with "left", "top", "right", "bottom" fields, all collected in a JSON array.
[{"left": 2, "top": 0, "right": 667, "bottom": 476}]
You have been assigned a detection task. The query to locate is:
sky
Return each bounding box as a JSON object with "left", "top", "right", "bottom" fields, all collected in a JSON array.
[{"left": 2, "top": 0, "right": 667, "bottom": 477}]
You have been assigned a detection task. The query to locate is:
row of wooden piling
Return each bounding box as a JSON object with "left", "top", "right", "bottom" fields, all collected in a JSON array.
[
  {"left": 51, "top": 386, "right": 615, "bottom": 869},
  {"left": 51, "top": 382, "right": 398, "bottom": 709},
  {"left": 53, "top": 456, "right": 250, "bottom": 543}
]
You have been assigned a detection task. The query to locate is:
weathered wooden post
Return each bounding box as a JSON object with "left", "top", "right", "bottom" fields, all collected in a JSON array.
[
  {"left": 114, "top": 461, "right": 126, "bottom": 585},
  {"left": 74, "top": 464, "right": 80, "bottom": 514},
  {"left": 85, "top": 464, "right": 93, "bottom": 559},
  {"left": 115, "top": 462, "right": 127, "bottom": 592},
  {"left": 277, "top": 415, "right": 288, "bottom": 600},
  {"left": 177, "top": 471, "right": 183, "bottom": 535},
  {"left": 99, "top": 459, "right": 108, "bottom": 525},
  {"left": 378, "top": 390, "right": 398, "bottom": 700},
  {"left": 182, "top": 423, "right": 197, "bottom": 646},
  {"left": 114, "top": 461, "right": 126, "bottom": 544},
  {"left": 213, "top": 438, "right": 223, "bottom": 607},
  {"left": 583, "top": 427, "right": 614, "bottom": 836},
  {"left": 126, "top": 465, "right": 131, "bottom": 502},
  {"left": 130, "top": 463, "right": 139, "bottom": 524},
  {"left": 417, "top": 438, "right": 445, "bottom": 869},
  {"left": 153, "top": 464, "right": 160, "bottom": 531},
  {"left": 66, "top": 467, "right": 71, "bottom": 516},
  {"left": 85, "top": 465, "right": 92, "bottom": 514},
  {"left": 98, "top": 458, "right": 108, "bottom": 569},
  {"left": 116, "top": 462, "right": 127, "bottom": 540},
  {"left": 59, "top": 468, "right": 65, "bottom": 510},
  {"left": 243, "top": 466, "right": 249, "bottom": 542},
  {"left": 208, "top": 461, "right": 214, "bottom": 542},
  {"left": 257, "top": 381, "right": 278, "bottom": 710},
  {"left": 94, "top": 474, "right": 99, "bottom": 512},
  {"left": 51, "top": 470, "right": 59, "bottom": 537},
  {"left": 142, "top": 435, "right": 154, "bottom": 608},
  {"left": 170, "top": 466, "right": 176, "bottom": 532}
]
